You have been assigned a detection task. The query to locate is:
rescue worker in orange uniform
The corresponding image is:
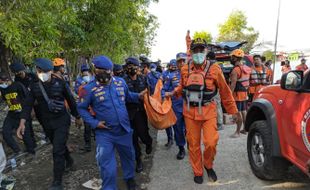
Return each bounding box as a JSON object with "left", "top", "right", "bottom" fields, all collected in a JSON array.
[
  {"left": 166, "top": 38, "right": 241, "bottom": 184},
  {"left": 229, "top": 49, "right": 251, "bottom": 138},
  {"left": 248, "top": 55, "right": 272, "bottom": 103},
  {"left": 53, "top": 58, "right": 68, "bottom": 83},
  {"left": 265, "top": 60, "right": 273, "bottom": 84},
  {"left": 296, "top": 58, "right": 308, "bottom": 72}
]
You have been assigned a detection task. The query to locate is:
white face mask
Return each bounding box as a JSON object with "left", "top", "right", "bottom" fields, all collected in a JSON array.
[
  {"left": 82, "top": 75, "right": 91, "bottom": 83},
  {"left": 0, "top": 83, "right": 8, "bottom": 89},
  {"left": 37, "top": 72, "right": 51, "bottom": 82},
  {"left": 151, "top": 68, "right": 156, "bottom": 72}
]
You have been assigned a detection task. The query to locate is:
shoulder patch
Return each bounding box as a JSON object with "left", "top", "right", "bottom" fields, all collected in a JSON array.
[{"left": 91, "top": 87, "right": 97, "bottom": 92}]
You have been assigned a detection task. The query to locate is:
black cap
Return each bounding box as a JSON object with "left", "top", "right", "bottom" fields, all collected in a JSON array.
[{"left": 190, "top": 38, "right": 207, "bottom": 50}]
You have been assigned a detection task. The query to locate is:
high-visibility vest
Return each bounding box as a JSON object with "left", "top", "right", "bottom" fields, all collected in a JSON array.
[
  {"left": 250, "top": 66, "right": 268, "bottom": 86},
  {"left": 234, "top": 65, "right": 251, "bottom": 92}
]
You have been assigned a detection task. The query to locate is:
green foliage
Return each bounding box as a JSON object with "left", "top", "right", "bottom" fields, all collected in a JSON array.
[
  {"left": 217, "top": 10, "right": 259, "bottom": 53},
  {"left": 193, "top": 31, "right": 212, "bottom": 43},
  {"left": 0, "top": 0, "right": 158, "bottom": 67},
  {"left": 262, "top": 50, "right": 275, "bottom": 61}
]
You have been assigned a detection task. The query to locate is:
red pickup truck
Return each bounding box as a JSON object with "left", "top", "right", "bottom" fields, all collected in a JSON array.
[{"left": 245, "top": 70, "right": 310, "bottom": 179}]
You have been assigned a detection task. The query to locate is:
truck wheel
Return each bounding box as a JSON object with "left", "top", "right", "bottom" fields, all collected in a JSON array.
[{"left": 247, "top": 120, "right": 290, "bottom": 180}]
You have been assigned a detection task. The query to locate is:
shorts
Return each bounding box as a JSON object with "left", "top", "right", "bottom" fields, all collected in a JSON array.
[{"left": 236, "top": 101, "right": 247, "bottom": 112}]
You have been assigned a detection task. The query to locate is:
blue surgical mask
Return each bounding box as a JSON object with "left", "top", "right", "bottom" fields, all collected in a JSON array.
[
  {"left": 192, "top": 53, "right": 206, "bottom": 64},
  {"left": 0, "top": 83, "right": 8, "bottom": 89},
  {"left": 82, "top": 76, "right": 91, "bottom": 83}
]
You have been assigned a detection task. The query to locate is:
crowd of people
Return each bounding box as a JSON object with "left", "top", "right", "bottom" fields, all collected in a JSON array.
[{"left": 0, "top": 36, "right": 308, "bottom": 190}]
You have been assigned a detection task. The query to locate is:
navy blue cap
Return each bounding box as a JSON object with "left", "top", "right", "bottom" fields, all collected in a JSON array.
[
  {"left": 81, "top": 64, "right": 90, "bottom": 72},
  {"left": 9, "top": 60, "right": 26, "bottom": 73},
  {"left": 150, "top": 63, "right": 157, "bottom": 69},
  {"left": 168, "top": 59, "right": 177, "bottom": 66},
  {"left": 176, "top": 52, "right": 187, "bottom": 61},
  {"left": 113, "top": 64, "right": 123, "bottom": 72},
  {"left": 34, "top": 58, "right": 54, "bottom": 72},
  {"left": 126, "top": 57, "right": 140, "bottom": 66},
  {"left": 92, "top": 55, "right": 113, "bottom": 70}
]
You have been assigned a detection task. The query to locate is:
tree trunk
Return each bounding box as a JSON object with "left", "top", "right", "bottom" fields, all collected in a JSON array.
[{"left": 0, "top": 37, "right": 12, "bottom": 75}]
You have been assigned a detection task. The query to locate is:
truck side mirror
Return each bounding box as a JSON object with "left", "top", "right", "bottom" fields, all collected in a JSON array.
[{"left": 281, "top": 70, "right": 303, "bottom": 91}]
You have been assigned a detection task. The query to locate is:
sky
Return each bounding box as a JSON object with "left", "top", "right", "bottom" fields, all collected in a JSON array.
[{"left": 149, "top": 0, "right": 310, "bottom": 62}]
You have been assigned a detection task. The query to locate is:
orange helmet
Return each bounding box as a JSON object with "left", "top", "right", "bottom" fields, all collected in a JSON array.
[
  {"left": 53, "top": 58, "right": 65, "bottom": 67},
  {"left": 230, "top": 49, "right": 244, "bottom": 58}
]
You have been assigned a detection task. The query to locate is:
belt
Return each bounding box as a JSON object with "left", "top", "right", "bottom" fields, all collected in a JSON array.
[{"left": 189, "top": 100, "right": 214, "bottom": 107}]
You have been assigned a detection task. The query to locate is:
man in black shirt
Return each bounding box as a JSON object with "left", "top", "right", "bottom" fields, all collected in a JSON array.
[
  {"left": 9, "top": 60, "right": 37, "bottom": 89},
  {"left": 0, "top": 73, "right": 36, "bottom": 156},
  {"left": 9, "top": 60, "right": 44, "bottom": 127},
  {"left": 17, "top": 58, "right": 82, "bottom": 190},
  {"left": 123, "top": 57, "right": 153, "bottom": 173}
]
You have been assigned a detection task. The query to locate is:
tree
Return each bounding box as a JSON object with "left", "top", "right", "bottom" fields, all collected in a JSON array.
[
  {"left": 217, "top": 10, "right": 259, "bottom": 53},
  {"left": 262, "top": 50, "right": 275, "bottom": 61},
  {"left": 193, "top": 31, "right": 213, "bottom": 43},
  {"left": 0, "top": 0, "right": 158, "bottom": 77}
]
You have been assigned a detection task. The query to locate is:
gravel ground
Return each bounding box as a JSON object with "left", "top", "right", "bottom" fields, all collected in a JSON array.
[
  {"left": 4, "top": 124, "right": 157, "bottom": 190},
  {"left": 147, "top": 125, "right": 310, "bottom": 190}
]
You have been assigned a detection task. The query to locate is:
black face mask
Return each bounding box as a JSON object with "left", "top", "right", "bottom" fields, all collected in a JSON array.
[
  {"left": 96, "top": 72, "right": 111, "bottom": 84},
  {"left": 127, "top": 68, "right": 137, "bottom": 76},
  {"left": 169, "top": 66, "right": 177, "bottom": 72},
  {"left": 114, "top": 71, "right": 124, "bottom": 77}
]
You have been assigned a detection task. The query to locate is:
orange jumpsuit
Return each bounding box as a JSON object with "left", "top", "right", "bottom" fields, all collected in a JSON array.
[{"left": 175, "top": 62, "right": 238, "bottom": 176}]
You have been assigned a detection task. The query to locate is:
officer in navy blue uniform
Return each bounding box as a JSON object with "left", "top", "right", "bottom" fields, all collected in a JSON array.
[
  {"left": 123, "top": 57, "right": 153, "bottom": 173},
  {"left": 74, "top": 64, "right": 95, "bottom": 94},
  {"left": 162, "top": 59, "right": 186, "bottom": 159},
  {"left": 113, "top": 63, "right": 125, "bottom": 78},
  {"left": 78, "top": 55, "right": 145, "bottom": 190},
  {"left": 75, "top": 64, "right": 95, "bottom": 152},
  {"left": 17, "top": 58, "right": 83, "bottom": 190},
  {"left": 146, "top": 63, "right": 161, "bottom": 95}
]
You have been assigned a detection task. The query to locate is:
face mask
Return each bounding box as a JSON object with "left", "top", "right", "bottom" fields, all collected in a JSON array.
[
  {"left": 16, "top": 72, "right": 25, "bottom": 79},
  {"left": 114, "top": 71, "right": 123, "bottom": 77},
  {"left": 38, "top": 72, "right": 51, "bottom": 82},
  {"left": 150, "top": 68, "right": 156, "bottom": 72},
  {"left": 192, "top": 53, "right": 206, "bottom": 64},
  {"left": 82, "top": 75, "right": 91, "bottom": 83},
  {"left": 128, "top": 68, "right": 137, "bottom": 76},
  {"left": 96, "top": 72, "right": 111, "bottom": 84},
  {"left": 0, "top": 83, "right": 8, "bottom": 89}
]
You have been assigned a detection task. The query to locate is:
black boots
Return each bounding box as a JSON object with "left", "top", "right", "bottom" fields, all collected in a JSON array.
[
  {"left": 65, "top": 157, "right": 74, "bottom": 172},
  {"left": 126, "top": 178, "right": 136, "bottom": 190},
  {"left": 176, "top": 146, "right": 185, "bottom": 160},
  {"left": 205, "top": 167, "right": 218, "bottom": 182},
  {"left": 165, "top": 139, "right": 173, "bottom": 148},
  {"left": 193, "top": 168, "right": 217, "bottom": 184},
  {"left": 136, "top": 159, "right": 143, "bottom": 173},
  {"left": 194, "top": 176, "right": 203, "bottom": 184},
  {"left": 48, "top": 181, "right": 63, "bottom": 190}
]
